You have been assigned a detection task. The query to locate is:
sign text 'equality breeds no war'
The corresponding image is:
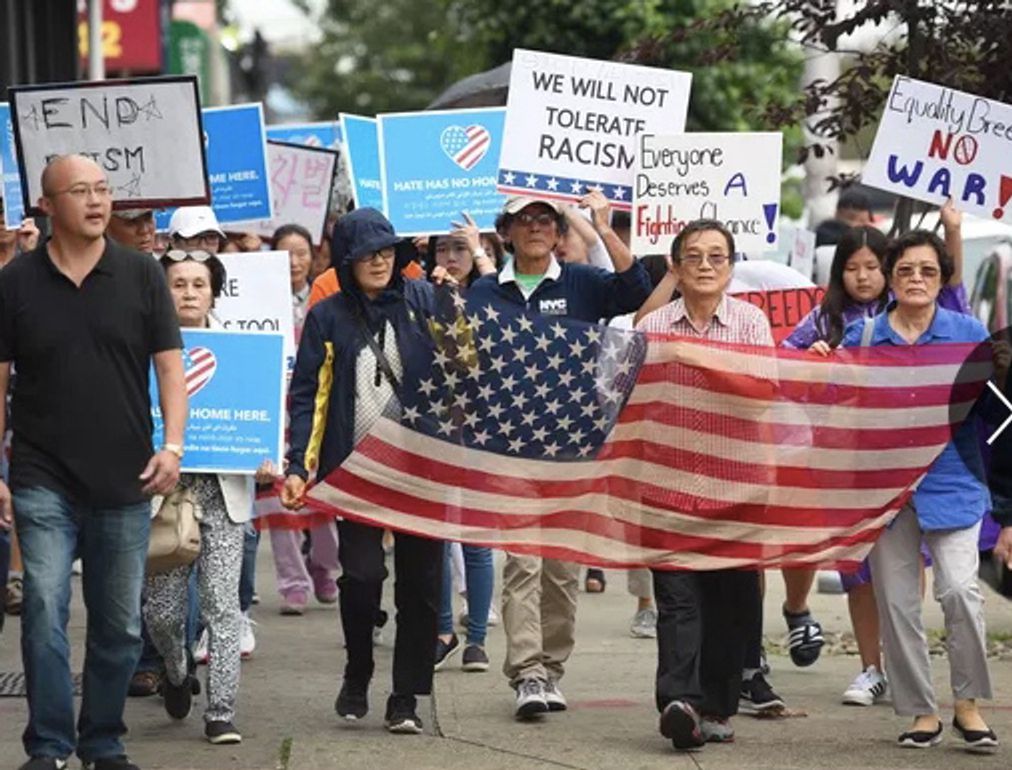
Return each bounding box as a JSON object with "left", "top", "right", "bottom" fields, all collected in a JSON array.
[
  {"left": 632, "top": 132, "right": 783, "bottom": 256},
  {"left": 498, "top": 49, "right": 691, "bottom": 209},
  {"left": 864, "top": 76, "right": 1012, "bottom": 223}
]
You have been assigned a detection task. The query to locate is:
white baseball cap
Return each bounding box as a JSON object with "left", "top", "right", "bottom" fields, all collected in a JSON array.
[
  {"left": 502, "top": 196, "right": 562, "bottom": 215},
  {"left": 168, "top": 206, "right": 225, "bottom": 239}
]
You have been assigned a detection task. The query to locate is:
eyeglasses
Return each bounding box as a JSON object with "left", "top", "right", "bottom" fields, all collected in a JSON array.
[
  {"left": 164, "top": 249, "right": 215, "bottom": 263},
  {"left": 679, "top": 253, "right": 730, "bottom": 268},
  {"left": 515, "top": 212, "right": 556, "bottom": 227},
  {"left": 361, "top": 247, "right": 396, "bottom": 262},
  {"left": 894, "top": 264, "right": 940, "bottom": 280},
  {"left": 53, "top": 183, "right": 112, "bottom": 199},
  {"left": 177, "top": 232, "right": 221, "bottom": 248}
]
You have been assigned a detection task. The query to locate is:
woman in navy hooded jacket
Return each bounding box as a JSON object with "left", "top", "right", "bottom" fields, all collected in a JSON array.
[{"left": 281, "top": 208, "right": 442, "bottom": 735}]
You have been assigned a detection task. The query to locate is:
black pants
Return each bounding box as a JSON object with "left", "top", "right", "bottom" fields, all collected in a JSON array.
[
  {"left": 337, "top": 520, "right": 442, "bottom": 696},
  {"left": 652, "top": 568, "right": 760, "bottom": 719}
]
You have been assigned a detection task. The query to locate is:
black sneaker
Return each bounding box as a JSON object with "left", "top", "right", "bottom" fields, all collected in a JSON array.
[
  {"left": 461, "top": 644, "right": 489, "bottom": 672},
  {"left": 434, "top": 634, "right": 460, "bottom": 671},
  {"left": 783, "top": 606, "right": 825, "bottom": 667},
  {"left": 18, "top": 759, "right": 68, "bottom": 770},
  {"left": 659, "top": 700, "right": 704, "bottom": 751},
  {"left": 162, "top": 674, "right": 195, "bottom": 720},
  {"left": 205, "top": 719, "right": 243, "bottom": 745},
  {"left": 82, "top": 756, "right": 140, "bottom": 770},
  {"left": 385, "top": 694, "right": 423, "bottom": 734},
  {"left": 898, "top": 721, "right": 943, "bottom": 748},
  {"left": 335, "top": 679, "right": 369, "bottom": 720},
  {"left": 739, "top": 672, "right": 786, "bottom": 716}
]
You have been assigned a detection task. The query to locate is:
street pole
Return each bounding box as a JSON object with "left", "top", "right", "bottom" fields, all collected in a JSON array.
[{"left": 88, "top": 0, "right": 105, "bottom": 80}]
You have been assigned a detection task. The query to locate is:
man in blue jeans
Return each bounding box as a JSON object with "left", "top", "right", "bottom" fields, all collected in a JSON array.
[{"left": 0, "top": 155, "right": 186, "bottom": 770}]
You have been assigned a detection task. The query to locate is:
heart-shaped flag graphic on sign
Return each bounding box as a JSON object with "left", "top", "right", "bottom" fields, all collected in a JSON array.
[
  {"left": 440, "top": 124, "right": 491, "bottom": 170},
  {"left": 183, "top": 346, "right": 217, "bottom": 398}
]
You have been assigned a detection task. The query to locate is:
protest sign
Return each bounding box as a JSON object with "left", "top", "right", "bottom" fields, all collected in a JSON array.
[
  {"left": 788, "top": 226, "right": 817, "bottom": 281},
  {"left": 9, "top": 76, "right": 208, "bottom": 213},
  {"left": 0, "top": 104, "right": 25, "bottom": 229},
  {"left": 733, "top": 286, "right": 826, "bottom": 345},
  {"left": 152, "top": 329, "right": 286, "bottom": 474},
  {"left": 341, "top": 113, "right": 384, "bottom": 210},
  {"left": 155, "top": 103, "right": 273, "bottom": 230},
  {"left": 631, "top": 132, "right": 783, "bottom": 256},
  {"left": 864, "top": 76, "right": 1012, "bottom": 224},
  {"left": 230, "top": 140, "right": 338, "bottom": 245},
  {"left": 379, "top": 108, "right": 507, "bottom": 235},
  {"left": 214, "top": 250, "right": 296, "bottom": 374},
  {"left": 498, "top": 49, "right": 691, "bottom": 209},
  {"left": 266, "top": 121, "right": 342, "bottom": 150}
]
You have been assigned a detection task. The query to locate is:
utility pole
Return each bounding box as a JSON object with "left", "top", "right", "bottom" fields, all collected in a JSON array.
[{"left": 88, "top": 0, "right": 104, "bottom": 80}]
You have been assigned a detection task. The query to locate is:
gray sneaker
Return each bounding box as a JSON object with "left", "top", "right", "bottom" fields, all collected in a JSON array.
[
  {"left": 630, "top": 607, "right": 658, "bottom": 638},
  {"left": 461, "top": 644, "right": 489, "bottom": 672}
]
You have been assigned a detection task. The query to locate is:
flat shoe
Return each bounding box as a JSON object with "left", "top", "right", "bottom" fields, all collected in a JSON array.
[
  {"left": 898, "top": 722, "right": 943, "bottom": 748},
  {"left": 952, "top": 717, "right": 998, "bottom": 754}
]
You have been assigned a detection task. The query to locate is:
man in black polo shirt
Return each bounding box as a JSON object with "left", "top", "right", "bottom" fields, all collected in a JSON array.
[{"left": 0, "top": 155, "right": 187, "bottom": 770}]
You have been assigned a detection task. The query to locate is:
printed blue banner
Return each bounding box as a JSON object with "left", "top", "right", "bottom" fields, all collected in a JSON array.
[
  {"left": 266, "top": 121, "right": 342, "bottom": 150},
  {"left": 378, "top": 107, "right": 507, "bottom": 236},
  {"left": 156, "top": 103, "right": 272, "bottom": 230},
  {"left": 151, "top": 329, "right": 285, "bottom": 474},
  {"left": 0, "top": 103, "right": 25, "bottom": 228},
  {"left": 340, "top": 113, "right": 383, "bottom": 210}
]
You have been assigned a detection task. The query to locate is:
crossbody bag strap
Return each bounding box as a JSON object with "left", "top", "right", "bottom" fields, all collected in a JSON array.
[{"left": 355, "top": 315, "right": 402, "bottom": 393}]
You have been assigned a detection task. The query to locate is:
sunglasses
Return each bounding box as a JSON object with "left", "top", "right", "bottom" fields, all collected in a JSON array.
[{"left": 164, "top": 249, "right": 215, "bottom": 263}]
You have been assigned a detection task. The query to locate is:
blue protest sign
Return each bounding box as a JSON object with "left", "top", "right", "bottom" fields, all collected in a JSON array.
[
  {"left": 0, "top": 103, "right": 25, "bottom": 228},
  {"left": 156, "top": 103, "right": 272, "bottom": 230},
  {"left": 151, "top": 329, "right": 285, "bottom": 474},
  {"left": 378, "top": 107, "right": 507, "bottom": 236},
  {"left": 340, "top": 113, "right": 383, "bottom": 210},
  {"left": 266, "top": 121, "right": 342, "bottom": 150}
]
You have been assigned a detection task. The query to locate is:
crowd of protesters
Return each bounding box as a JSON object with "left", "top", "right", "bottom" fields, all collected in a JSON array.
[{"left": 0, "top": 153, "right": 1011, "bottom": 770}]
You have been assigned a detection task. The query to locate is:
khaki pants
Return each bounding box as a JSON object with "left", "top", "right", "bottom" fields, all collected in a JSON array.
[
  {"left": 501, "top": 554, "right": 579, "bottom": 684},
  {"left": 869, "top": 505, "right": 992, "bottom": 716}
]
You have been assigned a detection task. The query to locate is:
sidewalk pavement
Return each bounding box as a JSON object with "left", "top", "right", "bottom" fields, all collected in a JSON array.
[{"left": 2, "top": 546, "right": 1011, "bottom": 769}]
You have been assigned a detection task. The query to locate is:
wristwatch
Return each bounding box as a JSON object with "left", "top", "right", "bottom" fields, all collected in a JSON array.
[
  {"left": 162, "top": 443, "right": 184, "bottom": 460},
  {"left": 472, "top": 247, "right": 489, "bottom": 260}
]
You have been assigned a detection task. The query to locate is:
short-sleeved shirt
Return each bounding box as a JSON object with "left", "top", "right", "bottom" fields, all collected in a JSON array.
[
  {"left": 841, "top": 304, "right": 990, "bottom": 530},
  {"left": 0, "top": 239, "right": 182, "bottom": 506}
]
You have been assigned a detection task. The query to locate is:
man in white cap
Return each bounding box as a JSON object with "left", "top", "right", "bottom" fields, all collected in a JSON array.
[
  {"left": 106, "top": 210, "right": 156, "bottom": 255},
  {"left": 168, "top": 205, "right": 225, "bottom": 254},
  {"left": 467, "top": 191, "right": 651, "bottom": 720}
]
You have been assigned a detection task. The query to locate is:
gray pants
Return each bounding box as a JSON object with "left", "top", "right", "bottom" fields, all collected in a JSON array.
[
  {"left": 144, "top": 476, "right": 244, "bottom": 722},
  {"left": 868, "top": 505, "right": 991, "bottom": 716}
]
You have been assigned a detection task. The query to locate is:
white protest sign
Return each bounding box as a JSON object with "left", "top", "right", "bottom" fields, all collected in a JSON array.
[
  {"left": 231, "top": 140, "right": 338, "bottom": 245},
  {"left": 9, "top": 76, "right": 208, "bottom": 213},
  {"left": 788, "top": 226, "right": 816, "bottom": 281},
  {"left": 864, "top": 76, "right": 1012, "bottom": 224},
  {"left": 632, "top": 132, "right": 783, "bottom": 256},
  {"left": 214, "top": 251, "right": 296, "bottom": 374},
  {"left": 498, "top": 49, "right": 691, "bottom": 209}
]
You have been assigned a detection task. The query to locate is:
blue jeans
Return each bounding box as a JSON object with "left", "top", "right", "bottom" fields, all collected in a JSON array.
[
  {"left": 14, "top": 486, "right": 150, "bottom": 762},
  {"left": 239, "top": 522, "right": 259, "bottom": 613},
  {"left": 439, "top": 543, "right": 493, "bottom": 645}
]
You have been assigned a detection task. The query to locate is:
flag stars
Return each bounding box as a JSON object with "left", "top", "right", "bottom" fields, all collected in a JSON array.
[
  {"left": 569, "top": 180, "right": 584, "bottom": 194},
  {"left": 535, "top": 334, "right": 552, "bottom": 352},
  {"left": 531, "top": 426, "right": 549, "bottom": 442},
  {"left": 516, "top": 315, "right": 534, "bottom": 333},
  {"left": 419, "top": 379, "right": 437, "bottom": 397},
  {"left": 546, "top": 177, "right": 559, "bottom": 191},
  {"left": 403, "top": 406, "right": 420, "bottom": 424},
  {"left": 499, "top": 419, "right": 517, "bottom": 437},
  {"left": 551, "top": 322, "right": 567, "bottom": 339},
  {"left": 501, "top": 326, "right": 518, "bottom": 345},
  {"left": 543, "top": 441, "right": 560, "bottom": 457},
  {"left": 484, "top": 305, "right": 500, "bottom": 323},
  {"left": 569, "top": 339, "right": 587, "bottom": 357},
  {"left": 508, "top": 437, "right": 526, "bottom": 454},
  {"left": 501, "top": 171, "right": 516, "bottom": 185},
  {"left": 488, "top": 403, "right": 506, "bottom": 419},
  {"left": 525, "top": 173, "right": 540, "bottom": 188},
  {"left": 546, "top": 352, "right": 564, "bottom": 369},
  {"left": 473, "top": 429, "right": 491, "bottom": 446}
]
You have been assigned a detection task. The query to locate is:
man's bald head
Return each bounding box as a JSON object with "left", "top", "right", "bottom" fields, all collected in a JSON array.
[{"left": 40, "top": 154, "right": 107, "bottom": 198}]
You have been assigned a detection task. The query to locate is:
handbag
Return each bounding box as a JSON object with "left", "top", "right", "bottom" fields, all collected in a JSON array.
[{"left": 147, "top": 482, "right": 203, "bottom": 575}]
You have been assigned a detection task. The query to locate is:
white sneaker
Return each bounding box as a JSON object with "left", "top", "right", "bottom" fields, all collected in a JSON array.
[
  {"left": 842, "top": 665, "right": 888, "bottom": 706},
  {"left": 543, "top": 680, "right": 568, "bottom": 712},
  {"left": 487, "top": 605, "right": 500, "bottom": 626},
  {"left": 240, "top": 612, "right": 256, "bottom": 659},
  {"left": 514, "top": 677, "right": 549, "bottom": 719},
  {"left": 630, "top": 607, "right": 657, "bottom": 638},
  {"left": 192, "top": 628, "right": 209, "bottom": 665}
]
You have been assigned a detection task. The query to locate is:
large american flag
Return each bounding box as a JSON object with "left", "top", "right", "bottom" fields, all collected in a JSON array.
[{"left": 305, "top": 292, "right": 991, "bottom": 570}]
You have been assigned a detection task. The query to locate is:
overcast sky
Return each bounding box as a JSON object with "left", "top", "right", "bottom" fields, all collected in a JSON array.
[{"left": 228, "top": 0, "right": 324, "bottom": 43}]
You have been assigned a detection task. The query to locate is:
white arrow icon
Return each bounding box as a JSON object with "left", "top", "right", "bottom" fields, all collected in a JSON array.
[{"left": 986, "top": 380, "right": 1012, "bottom": 446}]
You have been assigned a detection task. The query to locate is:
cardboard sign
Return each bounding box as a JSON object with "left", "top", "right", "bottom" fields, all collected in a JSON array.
[
  {"left": 864, "top": 76, "right": 1012, "bottom": 224},
  {"left": 214, "top": 250, "right": 296, "bottom": 374},
  {"left": 632, "top": 132, "right": 783, "bottom": 256},
  {"left": 733, "top": 286, "right": 826, "bottom": 344},
  {"left": 498, "top": 49, "right": 691, "bottom": 209},
  {"left": 266, "top": 121, "right": 342, "bottom": 150},
  {"left": 231, "top": 141, "right": 338, "bottom": 245},
  {"left": 341, "top": 113, "right": 383, "bottom": 210},
  {"left": 156, "top": 103, "right": 273, "bottom": 230},
  {"left": 152, "top": 329, "right": 285, "bottom": 474},
  {"left": 9, "top": 76, "right": 208, "bottom": 213},
  {"left": 379, "top": 108, "right": 507, "bottom": 235},
  {"left": 0, "top": 104, "right": 25, "bottom": 229}
]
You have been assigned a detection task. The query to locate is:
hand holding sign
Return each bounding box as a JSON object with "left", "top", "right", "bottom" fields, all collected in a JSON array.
[
  {"left": 449, "top": 211, "right": 482, "bottom": 255},
  {"left": 579, "top": 189, "right": 611, "bottom": 232}
]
